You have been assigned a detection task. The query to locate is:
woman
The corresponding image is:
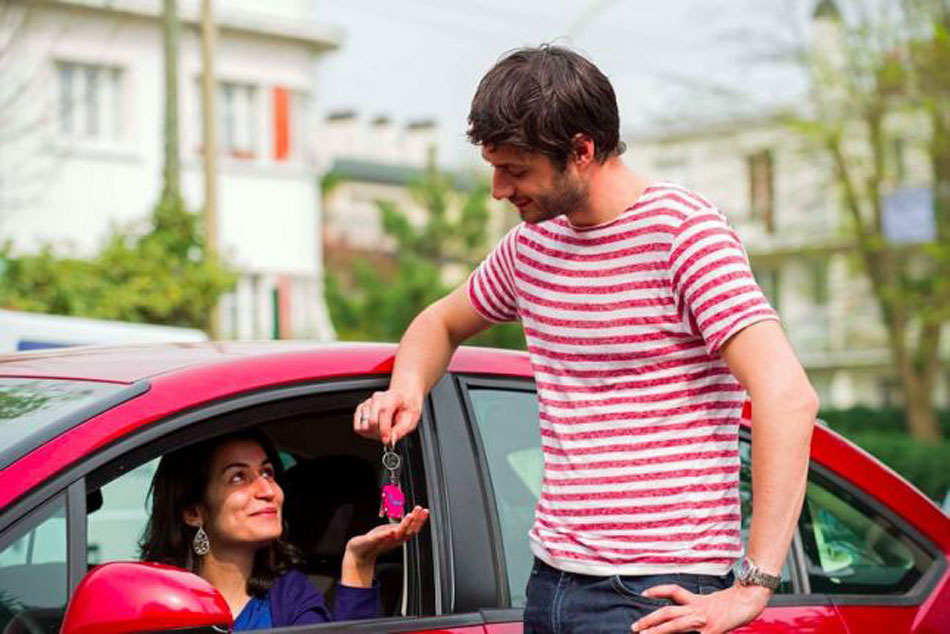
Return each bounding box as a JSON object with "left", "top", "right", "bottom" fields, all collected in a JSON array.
[{"left": 140, "top": 429, "right": 429, "bottom": 630}]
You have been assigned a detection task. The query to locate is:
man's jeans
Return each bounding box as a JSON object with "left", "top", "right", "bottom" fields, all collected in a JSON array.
[{"left": 523, "top": 557, "right": 734, "bottom": 634}]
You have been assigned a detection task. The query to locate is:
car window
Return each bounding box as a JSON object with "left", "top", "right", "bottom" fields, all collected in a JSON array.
[
  {"left": 466, "top": 387, "right": 541, "bottom": 608},
  {"left": 87, "top": 458, "right": 159, "bottom": 564},
  {"left": 738, "top": 441, "right": 795, "bottom": 594},
  {"left": 0, "top": 378, "right": 126, "bottom": 468},
  {"left": 0, "top": 495, "right": 68, "bottom": 634},
  {"left": 799, "top": 473, "right": 935, "bottom": 595}
]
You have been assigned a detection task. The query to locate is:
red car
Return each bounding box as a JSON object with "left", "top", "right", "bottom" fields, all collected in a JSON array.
[{"left": 0, "top": 342, "right": 947, "bottom": 633}]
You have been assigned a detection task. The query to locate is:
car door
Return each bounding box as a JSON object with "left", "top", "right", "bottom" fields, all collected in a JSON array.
[
  {"left": 75, "top": 377, "right": 491, "bottom": 634},
  {"left": 450, "top": 375, "right": 850, "bottom": 634}
]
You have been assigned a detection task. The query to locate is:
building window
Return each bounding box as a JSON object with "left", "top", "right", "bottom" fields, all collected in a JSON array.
[
  {"left": 56, "top": 61, "right": 123, "bottom": 141},
  {"left": 753, "top": 265, "right": 781, "bottom": 313},
  {"left": 809, "top": 259, "right": 829, "bottom": 306},
  {"left": 219, "top": 81, "right": 258, "bottom": 159},
  {"left": 747, "top": 149, "right": 774, "bottom": 232}
]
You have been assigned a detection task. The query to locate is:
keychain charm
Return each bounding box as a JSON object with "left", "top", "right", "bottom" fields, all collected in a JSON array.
[{"left": 380, "top": 443, "right": 405, "bottom": 521}]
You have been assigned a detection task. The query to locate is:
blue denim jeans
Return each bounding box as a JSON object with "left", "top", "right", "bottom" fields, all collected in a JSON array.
[{"left": 523, "top": 558, "right": 734, "bottom": 634}]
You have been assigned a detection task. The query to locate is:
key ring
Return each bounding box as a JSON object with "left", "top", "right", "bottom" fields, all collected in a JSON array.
[{"left": 382, "top": 445, "right": 401, "bottom": 472}]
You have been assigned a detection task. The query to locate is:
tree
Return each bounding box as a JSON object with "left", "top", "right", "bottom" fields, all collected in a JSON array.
[
  {"left": 325, "top": 160, "right": 525, "bottom": 350},
  {"left": 793, "top": 0, "right": 950, "bottom": 440},
  {"left": 0, "top": 198, "right": 236, "bottom": 329}
]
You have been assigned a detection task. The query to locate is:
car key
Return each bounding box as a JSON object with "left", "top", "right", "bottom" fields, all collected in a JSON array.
[{"left": 380, "top": 442, "right": 406, "bottom": 521}]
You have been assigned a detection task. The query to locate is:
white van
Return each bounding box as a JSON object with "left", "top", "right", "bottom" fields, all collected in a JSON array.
[{"left": 0, "top": 309, "right": 208, "bottom": 353}]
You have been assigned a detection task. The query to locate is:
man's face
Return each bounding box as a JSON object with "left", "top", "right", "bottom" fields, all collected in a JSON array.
[{"left": 482, "top": 144, "right": 589, "bottom": 224}]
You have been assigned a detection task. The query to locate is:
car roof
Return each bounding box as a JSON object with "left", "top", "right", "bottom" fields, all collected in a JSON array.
[{"left": 0, "top": 341, "right": 534, "bottom": 384}]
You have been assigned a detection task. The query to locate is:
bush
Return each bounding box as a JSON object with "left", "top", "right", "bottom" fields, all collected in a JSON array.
[
  {"left": 819, "top": 406, "right": 950, "bottom": 437},
  {"left": 0, "top": 196, "right": 236, "bottom": 332}
]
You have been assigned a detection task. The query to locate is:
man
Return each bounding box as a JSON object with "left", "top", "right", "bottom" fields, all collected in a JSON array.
[{"left": 353, "top": 45, "right": 817, "bottom": 634}]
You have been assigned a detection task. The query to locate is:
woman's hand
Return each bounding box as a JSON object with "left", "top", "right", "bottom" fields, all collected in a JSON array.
[{"left": 340, "top": 506, "right": 429, "bottom": 587}]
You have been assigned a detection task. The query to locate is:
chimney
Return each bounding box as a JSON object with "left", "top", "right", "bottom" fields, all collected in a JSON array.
[
  {"left": 322, "top": 110, "right": 362, "bottom": 163},
  {"left": 404, "top": 118, "right": 438, "bottom": 167},
  {"left": 812, "top": 0, "right": 843, "bottom": 64},
  {"left": 371, "top": 114, "right": 399, "bottom": 163}
]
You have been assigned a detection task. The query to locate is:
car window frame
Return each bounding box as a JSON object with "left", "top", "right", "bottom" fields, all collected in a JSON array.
[
  {"left": 0, "top": 485, "right": 82, "bottom": 633},
  {"left": 737, "top": 427, "right": 946, "bottom": 607},
  {"left": 453, "top": 374, "right": 538, "bottom": 611},
  {"left": 427, "top": 373, "right": 517, "bottom": 615},
  {"left": 798, "top": 459, "right": 946, "bottom": 607},
  {"left": 1, "top": 376, "right": 489, "bottom": 633}
]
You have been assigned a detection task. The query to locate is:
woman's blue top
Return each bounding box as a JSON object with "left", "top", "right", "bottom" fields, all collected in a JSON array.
[
  {"left": 231, "top": 570, "right": 380, "bottom": 631},
  {"left": 233, "top": 596, "right": 272, "bottom": 630}
]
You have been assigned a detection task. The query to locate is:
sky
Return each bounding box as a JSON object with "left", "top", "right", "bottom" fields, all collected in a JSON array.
[{"left": 314, "top": 0, "right": 813, "bottom": 168}]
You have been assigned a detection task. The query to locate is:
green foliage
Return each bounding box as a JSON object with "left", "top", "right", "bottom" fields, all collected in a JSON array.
[
  {"left": 0, "top": 196, "right": 236, "bottom": 332},
  {"left": 846, "top": 432, "right": 950, "bottom": 502},
  {"left": 820, "top": 406, "right": 950, "bottom": 437},
  {"left": 325, "top": 163, "right": 525, "bottom": 350}
]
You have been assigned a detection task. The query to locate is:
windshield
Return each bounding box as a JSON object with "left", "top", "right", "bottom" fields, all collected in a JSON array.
[{"left": 0, "top": 378, "right": 127, "bottom": 467}]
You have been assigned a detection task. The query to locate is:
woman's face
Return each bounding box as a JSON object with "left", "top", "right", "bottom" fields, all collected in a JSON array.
[{"left": 196, "top": 438, "right": 284, "bottom": 551}]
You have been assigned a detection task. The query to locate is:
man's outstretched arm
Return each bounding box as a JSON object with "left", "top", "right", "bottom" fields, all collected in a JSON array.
[
  {"left": 354, "top": 284, "right": 493, "bottom": 444},
  {"left": 633, "top": 320, "right": 818, "bottom": 634}
]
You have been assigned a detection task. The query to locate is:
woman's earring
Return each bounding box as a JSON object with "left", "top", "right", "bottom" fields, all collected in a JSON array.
[{"left": 193, "top": 525, "right": 210, "bottom": 556}]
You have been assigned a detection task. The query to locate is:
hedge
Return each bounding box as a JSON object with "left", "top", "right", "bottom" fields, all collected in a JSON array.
[{"left": 818, "top": 406, "right": 950, "bottom": 437}]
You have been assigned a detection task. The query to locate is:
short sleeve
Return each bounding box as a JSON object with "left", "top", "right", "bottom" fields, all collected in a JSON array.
[
  {"left": 667, "top": 207, "right": 779, "bottom": 355},
  {"left": 467, "top": 224, "right": 521, "bottom": 323}
]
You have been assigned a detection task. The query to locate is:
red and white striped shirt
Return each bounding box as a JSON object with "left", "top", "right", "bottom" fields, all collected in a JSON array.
[{"left": 467, "top": 183, "right": 778, "bottom": 576}]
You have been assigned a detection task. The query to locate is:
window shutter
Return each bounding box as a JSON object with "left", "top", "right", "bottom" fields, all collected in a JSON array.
[{"left": 273, "top": 86, "right": 290, "bottom": 160}]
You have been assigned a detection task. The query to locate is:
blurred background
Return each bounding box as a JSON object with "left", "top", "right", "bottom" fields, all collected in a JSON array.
[{"left": 0, "top": 0, "right": 947, "bottom": 504}]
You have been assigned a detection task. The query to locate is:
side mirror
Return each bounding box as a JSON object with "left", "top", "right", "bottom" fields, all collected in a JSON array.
[{"left": 61, "top": 561, "right": 232, "bottom": 634}]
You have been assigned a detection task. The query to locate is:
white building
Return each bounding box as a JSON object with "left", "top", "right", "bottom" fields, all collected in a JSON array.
[
  {"left": 626, "top": 114, "right": 950, "bottom": 409},
  {"left": 0, "top": 0, "right": 339, "bottom": 340}
]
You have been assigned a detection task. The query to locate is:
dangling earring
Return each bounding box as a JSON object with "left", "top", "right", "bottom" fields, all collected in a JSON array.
[{"left": 193, "top": 525, "right": 210, "bottom": 556}]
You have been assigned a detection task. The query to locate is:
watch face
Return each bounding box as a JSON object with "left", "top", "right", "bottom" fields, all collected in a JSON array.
[{"left": 738, "top": 557, "right": 753, "bottom": 580}]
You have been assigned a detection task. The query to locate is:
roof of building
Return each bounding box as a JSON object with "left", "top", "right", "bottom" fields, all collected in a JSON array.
[
  {"left": 57, "top": 0, "right": 342, "bottom": 51},
  {"left": 328, "top": 158, "right": 482, "bottom": 191},
  {"left": 813, "top": 0, "right": 842, "bottom": 21}
]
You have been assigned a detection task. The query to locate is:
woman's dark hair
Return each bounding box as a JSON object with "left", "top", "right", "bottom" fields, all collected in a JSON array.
[
  {"left": 139, "top": 429, "right": 301, "bottom": 597},
  {"left": 467, "top": 44, "right": 625, "bottom": 169}
]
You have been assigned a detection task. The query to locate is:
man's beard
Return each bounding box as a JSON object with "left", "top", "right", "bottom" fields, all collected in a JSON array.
[{"left": 520, "top": 171, "right": 589, "bottom": 224}]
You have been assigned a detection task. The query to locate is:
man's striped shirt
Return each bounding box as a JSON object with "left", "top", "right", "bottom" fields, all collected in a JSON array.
[{"left": 467, "top": 183, "right": 778, "bottom": 576}]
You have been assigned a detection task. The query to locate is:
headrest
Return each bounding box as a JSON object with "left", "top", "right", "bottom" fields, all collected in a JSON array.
[{"left": 283, "top": 455, "right": 380, "bottom": 557}]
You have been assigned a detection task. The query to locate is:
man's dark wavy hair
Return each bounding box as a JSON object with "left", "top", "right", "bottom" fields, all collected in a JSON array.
[
  {"left": 139, "top": 429, "right": 301, "bottom": 597},
  {"left": 467, "top": 44, "right": 626, "bottom": 170}
]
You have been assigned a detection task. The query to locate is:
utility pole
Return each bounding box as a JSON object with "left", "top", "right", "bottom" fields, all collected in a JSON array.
[
  {"left": 161, "top": 0, "right": 181, "bottom": 203},
  {"left": 201, "top": 0, "right": 220, "bottom": 337}
]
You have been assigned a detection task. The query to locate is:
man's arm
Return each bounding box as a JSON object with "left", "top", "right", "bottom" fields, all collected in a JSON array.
[
  {"left": 354, "top": 284, "right": 493, "bottom": 444},
  {"left": 723, "top": 320, "right": 818, "bottom": 584},
  {"left": 633, "top": 320, "right": 818, "bottom": 634}
]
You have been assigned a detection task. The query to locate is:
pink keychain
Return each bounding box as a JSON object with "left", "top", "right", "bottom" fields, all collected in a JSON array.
[{"left": 380, "top": 443, "right": 405, "bottom": 521}]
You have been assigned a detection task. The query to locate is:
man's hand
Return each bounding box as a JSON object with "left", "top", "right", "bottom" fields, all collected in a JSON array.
[
  {"left": 631, "top": 583, "right": 770, "bottom": 634},
  {"left": 353, "top": 388, "right": 423, "bottom": 445}
]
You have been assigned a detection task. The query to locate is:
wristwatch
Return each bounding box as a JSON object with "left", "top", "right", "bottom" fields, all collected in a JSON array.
[{"left": 736, "top": 557, "right": 782, "bottom": 591}]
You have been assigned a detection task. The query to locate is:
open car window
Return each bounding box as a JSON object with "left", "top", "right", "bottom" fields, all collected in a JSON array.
[{"left": 83, "top": 384, "right": 439, "bottom": 631}]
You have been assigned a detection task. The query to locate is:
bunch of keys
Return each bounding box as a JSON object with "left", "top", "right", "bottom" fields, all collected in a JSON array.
[{"left": 379, "top": 441, "right": 405, "bottom": 522}]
